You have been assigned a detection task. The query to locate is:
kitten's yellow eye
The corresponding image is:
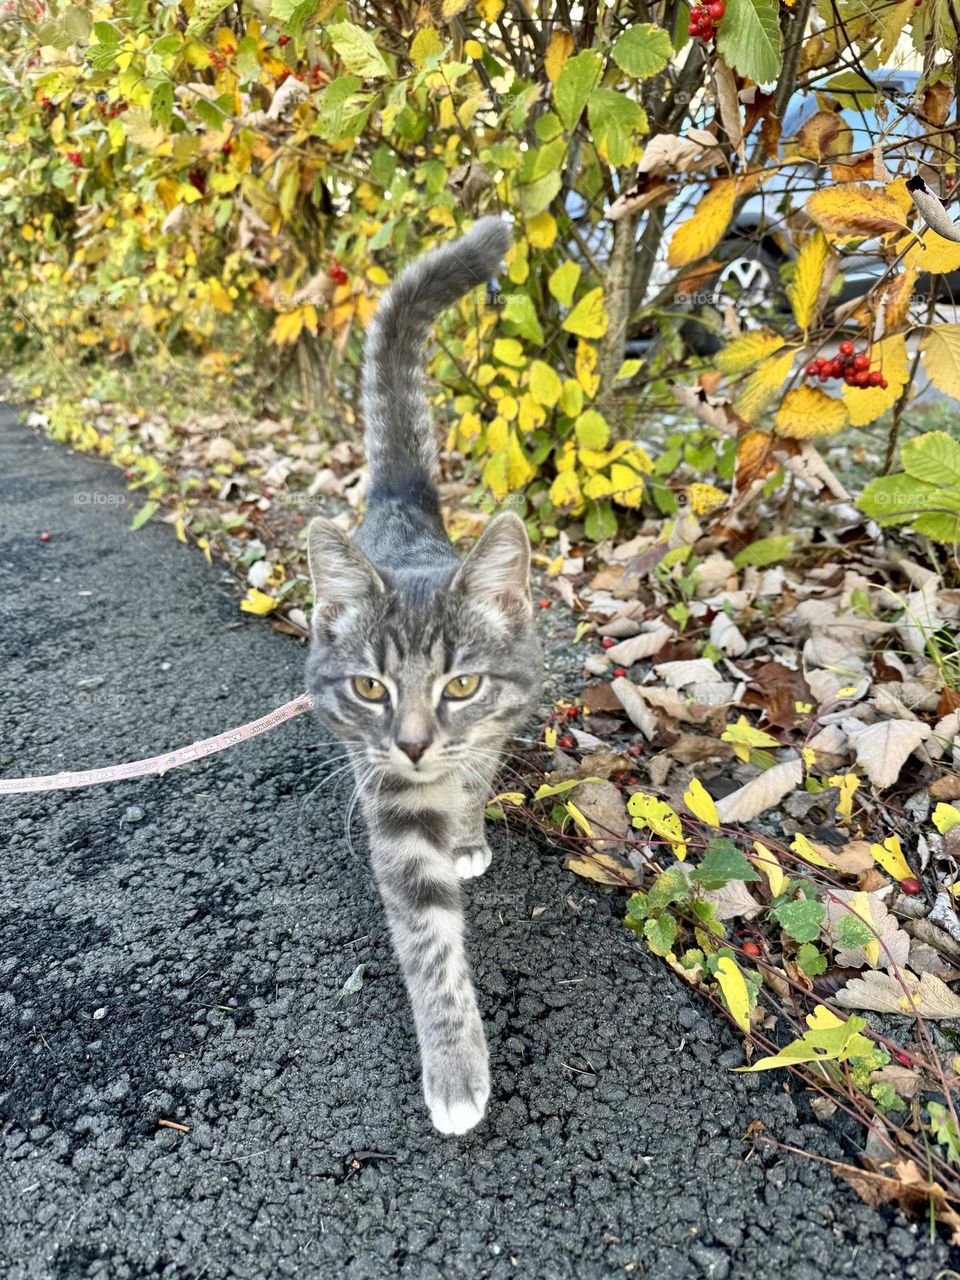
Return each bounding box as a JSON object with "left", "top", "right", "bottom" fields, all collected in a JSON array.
[
  {"left": 443, "top": 673, "right": 481, "bottom": 700},
  {"left": 353, "top": 676, "right": 388, "bottom": 702}
]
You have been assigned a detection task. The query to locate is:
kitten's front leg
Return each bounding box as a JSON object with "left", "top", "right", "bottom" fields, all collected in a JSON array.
[
  {"left": 451, "top": 761, "right": 498, "bottom": 881},
  {"left": 369, "top": 797, "right": 489, "bottom": 1135}
]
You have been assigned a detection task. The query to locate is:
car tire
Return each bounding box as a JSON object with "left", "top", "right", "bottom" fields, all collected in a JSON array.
[{"left": 681, "top": 238, "right": 788, "bottom": 357}]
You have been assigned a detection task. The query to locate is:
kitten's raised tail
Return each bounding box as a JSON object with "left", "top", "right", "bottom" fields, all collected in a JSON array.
[{"left": 361, "top": 216, "right": 511, "bottom": 508}]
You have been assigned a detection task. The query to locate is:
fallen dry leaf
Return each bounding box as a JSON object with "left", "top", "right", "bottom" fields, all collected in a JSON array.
[
  {"left": 715, "top": 758, "right": 804, "bottom": 824},
  {"left": 843, "top": 718, "right": 932, "bottom": 789},
  {"left": 835, "top": 968, "right": 960, "bottom": 1018}
]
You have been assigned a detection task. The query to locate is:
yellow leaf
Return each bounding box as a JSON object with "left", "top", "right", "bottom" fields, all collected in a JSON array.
[
  {"left": 545, "top": 725, "right": 558, "bottom": 749},
  {"left": 544, "top": 28, "right": 576, "bottom": 84},
  {"left": 774, "top": 385, "right": 848, "bottom": 439},
  {"left": 175, "top": 515, "right": 187, "bottom": 544},
  {"left": 735, "top": 350, "right": 796, "bottom": 422},
  {"left": 667, "top": 179, "right": 737, "bottom": 269},
  {"left": 933, "top": 803, "right": 960, "bottom": 834},
  {"left": 575, "top": 339, "right": 599, "bottom": 397},
  {"left": 476, "top": 0, "right": 505, "bottom": 20},
  {"left": 560, "top": 379, "right": 583, "bottom": 416},
  {"left": 751, "top": 841, "right": 789, "bottom": 897},
  {"left": 609, "top": 463, "right": 645, "bottom": 508},
  {"left": 507, "top": 429, "right": 535, "bottom": 489},
  {"left": 482, "top": 448, "right": 509, "bottom": 500},
  {"left": 527, "top": 210, "right": 557, "bottom": 249},
  {"left": 850, "top": 891, "right": 880, "bottom": 968},
  {"left": 904, "top": 227, "right": 960, "bottom": 275},
  {"left": 493, "top": 337, "right": 525, "bottom": 367},
  {"left": 722, "top": 716, "right": 780, "bottom": 763},
  {"left": 549, "top": 467, "right": 583, "bottom": 511},
  {"left": 627, "top": 792, "right": 686, "bottom": 860},
  {"left": 518, "top": 393, "right": 546, "bottom": 432},
  {"left": 921, "top": 325, "right": 960, "bottom": 400},
  {"left": 787, "top": 231, "right": 829, "bottom": 331},
  {"left": 240, "top": 588, "right": 276, "bottom": 615},
  {"left": 529, "top": 359, "right": 563, "bottom": 407},
  {"left": 807, "top": 184, "right": 910, "bottom": 239},
  {"left": 841, "top": 333, "right": 909, "bottom": 426},
  {"left": 715, "top": 329, "right": 785, "bottom": 376},
  {"left": 270, "top": 309, "right": 304, "bottom": 346},
  {"left": 716, "top": 956, "right": 751, "bottom": 1033},
  {"left": 790, "top": 832, "right": 832, "bottom": 870},
  {"left": 566, "top": 801, "right": 593, "bottom": 836},
  {"left": 486, "top": 416, "right": 509, "bottom": 452},
  {"left": 458, "top": 411, "right": 482, "bottom": 446},
  {"left": 687, "top": 482, "right": 726, "bottom": 516},
  {"left": 197, "top": 536, "right": 212, "bottom": 565},
  {"left": 549, "top": 259, "right": 581, "bottom": 306},
  {"left": 684, "top": 777, "right": 719, "bottom": 827},
  {"left": 506, "top": 240, "right": 529, "bottom": 284},
  {"left": 410, "top": 26, "right": 444, "bottom": 66},
  {"left": 574, "top": 408, "right": 609, "bottom": 450},
  {"left": 870, "top": 835, "right": 913, "bottom": 881},
  {"left": 563, "top": 287, "right": 609, "bottom": 339},
  {"left": 827, "top": 774, "right": 859, "bottom": 821}
]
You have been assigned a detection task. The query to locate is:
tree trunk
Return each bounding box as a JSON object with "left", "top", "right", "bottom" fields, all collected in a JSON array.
[{"left": 598, "top": 207, "right": 639, "bottom": 399}]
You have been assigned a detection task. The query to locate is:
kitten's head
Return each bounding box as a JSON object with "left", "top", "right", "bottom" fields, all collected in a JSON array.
[{"left": 305, "top": 513, "right": 540, "bottom": 784}]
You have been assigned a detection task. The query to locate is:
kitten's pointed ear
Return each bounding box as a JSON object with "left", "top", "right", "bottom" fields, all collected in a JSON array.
[
  {"left": 307, "top": 518, "right": 383, "bottom": 626},
  {"left": 453, "top": 511, "right": 531, "bottom": 621}
]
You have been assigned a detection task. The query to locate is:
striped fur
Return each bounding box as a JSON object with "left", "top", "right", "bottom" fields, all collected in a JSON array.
[{"left": 305, "top": 219, "right": 542, "bottom": 1134}]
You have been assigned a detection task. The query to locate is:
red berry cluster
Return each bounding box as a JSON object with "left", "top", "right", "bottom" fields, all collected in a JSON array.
[
  {"left": 209, "top": 48, "right": 232, "bottom": 72},
  {"left": 688, "top": 0, "right": 724, "bottom": 41},
  {"left": 805, "top": 340, "right": 888, "bottom": 390},
  {"left": 328, "top": 257, "right": 348, "bottom": 286},
  {"left": 65, "top": 150, "right": 82, "bottom": 166},
  {"left": 188, "top": 169, "right": 206, "bottom": 194},
  {"left": 278, "top": 34, "right": 291, "bottom": 46}
]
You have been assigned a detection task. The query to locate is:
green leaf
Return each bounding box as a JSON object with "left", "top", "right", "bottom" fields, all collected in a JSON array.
[
  {"left": 796, "top": 942, "right": 827, "bottom": 976},
  {"left": 837, "top": 914, "right": 873, "bottom": 949},
  {"left": 715, "top": 0, "right": 782, "bottom": 83},
  {"left": 900, "top": 431, "right": 960, "bottom": 486},
  {"left": 503, "top": 293, "right": 544, "bottom": 344},
  {"left": 645, "top": 913, "right": 677, "bottom": 956},
  {"left": 648, "top": 865, "right": 690, "bottom": 911},
  {"left": 692, "top": 839, "right": 760, "bottom": 890},
  {"left": 516, "top": 169, "right": 562, "bottom": 218},
  {"left": 773, "top": 898, "right": 826, "bottom": 944},
  {"left": 732, "top": 535, "right": 794, "bottom": 569},
  {"left": 738, "top": 1008, "right": 873, "bottom": 1072},
  {"left": 587, "top": 89, "right": 648, "bottom": 166},
  {"left": 327, "top": 21, "right": 391, "bottom": 78},
  {"left": 857, "top": 473, "right": 937, "bottom": 526},
  {"left": 93, "top": 19, "right": 120, "bottom": 43},
  {"left": 553, "top": 49, "right": 603, "bottom": 130},
  {"left": 611, "top": 23, "right": 674, "bottom": 78},
  {"left": 548, "top": 260, "right": 581, "bottom": 306},
  {"left": 130, "top": 500, "right": 159, "bottom": 531},
  {"left": 929, "top": 1101, "right": 960, "bottom": 1164},
  {"left": 584, "top": 499, "right": 618, "bottom": 541},
  {"left": 625, "top": 890, "right": 650, "bottom": 921},
  {"left": 150, "top": 80, "right": 173, "bottom": 129}
]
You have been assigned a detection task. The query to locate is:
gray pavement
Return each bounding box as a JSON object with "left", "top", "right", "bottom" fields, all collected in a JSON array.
[{"left": 0, "top": 408, "right": 953, "bottom": 1279}]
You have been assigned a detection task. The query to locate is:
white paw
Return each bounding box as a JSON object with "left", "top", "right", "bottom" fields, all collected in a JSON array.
[
  {"left": 454, "top": 844, "right": 493, "bottom": 880},
  {"left": 423, "top": 1034, "right": 490, "bottom": 1135},
  {"left": 429, "top": 1093, "right": 488, "bottom": 1135}
]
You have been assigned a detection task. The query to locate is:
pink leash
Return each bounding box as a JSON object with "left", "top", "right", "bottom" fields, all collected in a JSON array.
[{"left": 0, "top": 694, "right": 315, "bottom": 796}]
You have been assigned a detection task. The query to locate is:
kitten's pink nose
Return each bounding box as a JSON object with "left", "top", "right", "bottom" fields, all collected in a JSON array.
[{"left": 397, "top": 739, "right": 429, "bottom": 764}]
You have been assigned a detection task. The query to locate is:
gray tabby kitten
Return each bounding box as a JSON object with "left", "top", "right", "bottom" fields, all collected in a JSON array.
[{"left": 305, "top": 217, "right": 542, "bottom": 1134}]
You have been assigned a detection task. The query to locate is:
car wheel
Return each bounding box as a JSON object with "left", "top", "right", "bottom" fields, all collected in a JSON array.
[{"left": 681, "top": 239, "right": 787, "bottom": 357}]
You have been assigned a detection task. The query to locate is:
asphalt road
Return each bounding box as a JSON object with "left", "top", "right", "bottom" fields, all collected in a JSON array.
[{"left": 0, "top": 408, "right": 954, "bottom": 1280}]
